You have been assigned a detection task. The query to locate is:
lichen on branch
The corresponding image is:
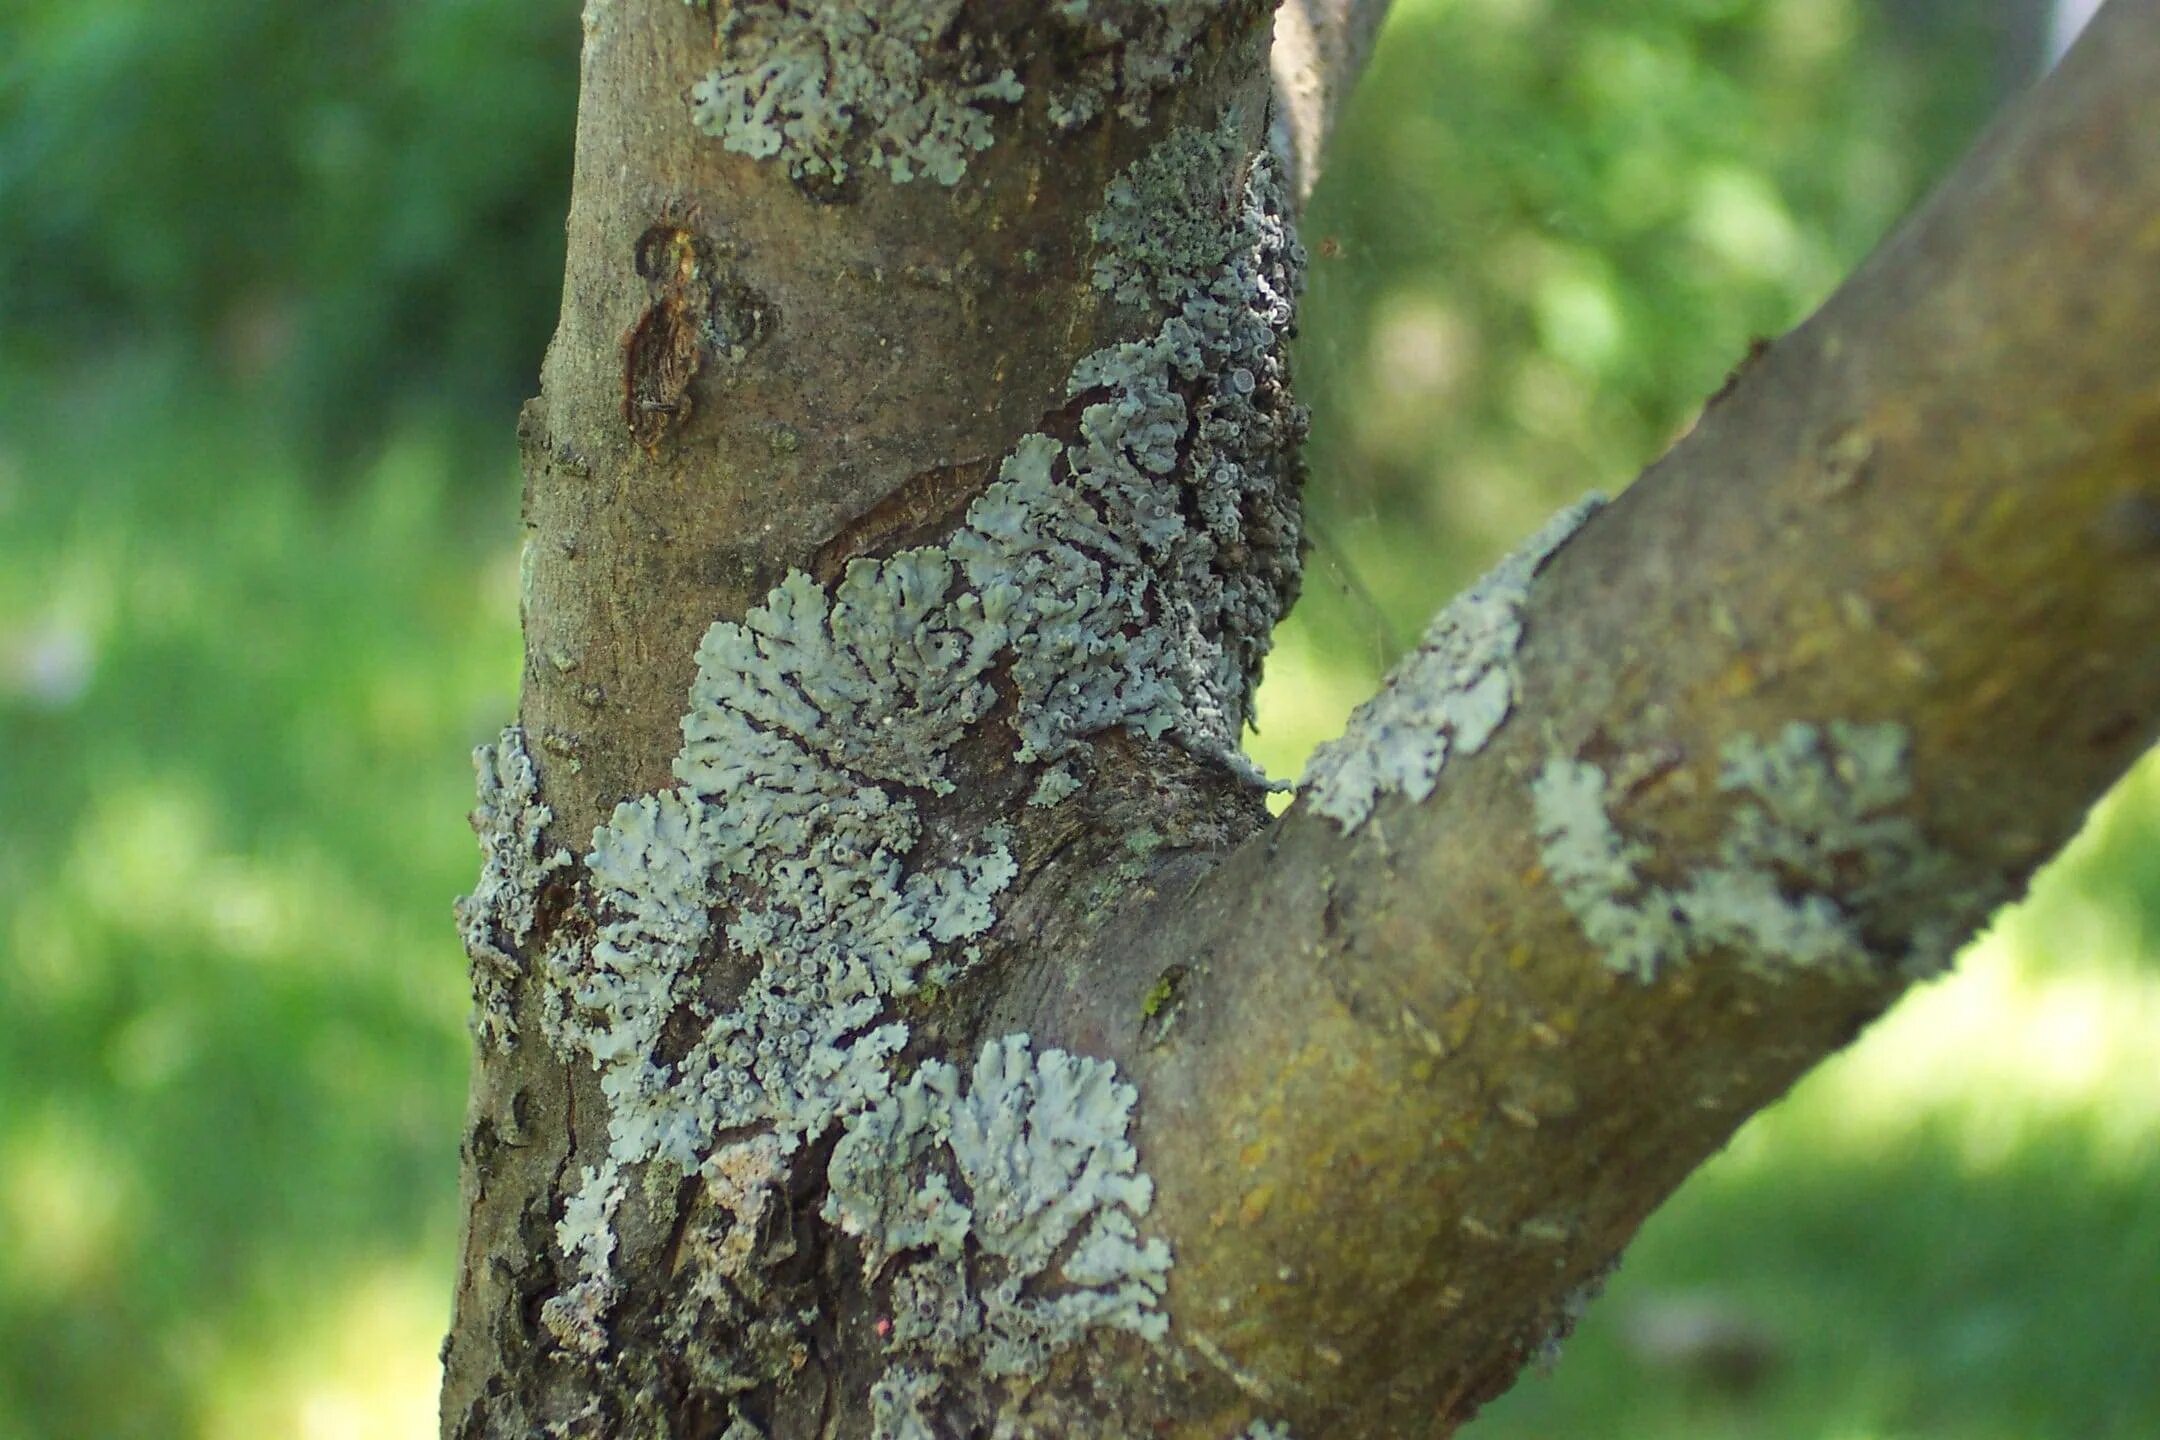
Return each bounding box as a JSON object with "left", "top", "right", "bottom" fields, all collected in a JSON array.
[
  {"left": 1532, "top": 721, "right": 1992, "bottom": 982},
  {"left": 1301, "top": 497, "right": 1603, "bottom": 827},
  {"left": 451, "top": 2, "right": 2160, "bottom": 1428}
]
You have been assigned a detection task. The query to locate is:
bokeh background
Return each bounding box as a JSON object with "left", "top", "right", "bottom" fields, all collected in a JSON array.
[{"left": 3, "top": 1, "right": 2155, "bottom": 1436}]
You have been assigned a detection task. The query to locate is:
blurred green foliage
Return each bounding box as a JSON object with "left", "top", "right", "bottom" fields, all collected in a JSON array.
[
  {"left": 1276, "top": 0, "right": 2011, "bottom": 673},
  {"left": 0, "top": 360, "right": 519, "bottom": 1436},
  {"left": 4, "top": 0, "right": 2156, "bottom": 1436},
  {"left": 0, "top": 0, "right": 577, "bottom": 455}
]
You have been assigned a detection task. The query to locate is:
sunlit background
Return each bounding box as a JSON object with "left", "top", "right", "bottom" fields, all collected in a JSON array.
[{"left": 2, "top": 1, "right": 2153, "bottom": 1436}]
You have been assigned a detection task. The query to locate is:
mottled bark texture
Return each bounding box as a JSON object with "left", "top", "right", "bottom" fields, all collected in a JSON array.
[{"left": 444, "top": 2, "right": 2160, "bottom": 1438}]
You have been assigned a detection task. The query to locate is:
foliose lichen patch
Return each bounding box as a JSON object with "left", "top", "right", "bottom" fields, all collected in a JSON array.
[
  {"left": 826, "top": 1034, "right": 1172, "bottom": 1436},
  {"left": 1090, "top": 111, "right": 1246, "bottom": 309},
  {"left": 684, "top": 0, "right": 1261, "bottom": 186},
  {"left": 455, "top": 726, "right": 571, "bottom": 1052},
  {"left": 688, "top": 1, "right": 1024, "bottom": 186},
  {"left": 987, "top": 132, "right": 1306, "bottom": 793},
  {"left": 1533, "top": 720, "right": 1977, "bottom": 983},
  {"left": 538, "top": 560, "right": 1024, "bottom": 1351},
  {"left": 1301, "top": 497, "right": 1604, "bottom": 829},
  {"left": 526, "top": 112, "right": 1307, "bottom": 1411},
  {"left": 653, "top": 1135, "right": 814, "bottom": 1406},
  {"left": 1044, "top": 0, "right": 1238, "bottom": 131},
  {"left": 870, "top": 1367, "right": 943, "bottom": 1440}
]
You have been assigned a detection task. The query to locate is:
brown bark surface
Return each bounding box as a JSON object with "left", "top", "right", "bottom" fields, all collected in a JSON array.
[{"left": 443, "top": 2, "right": 2160, "bottom": 1437}]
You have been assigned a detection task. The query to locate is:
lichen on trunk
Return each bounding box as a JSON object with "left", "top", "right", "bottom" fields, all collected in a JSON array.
[
  {"left": 445, "top": 3, "right": 1309, "bottom": 1435},
  {"left": 447, "top": 1, "right": 2160, "bottom": 1436}
]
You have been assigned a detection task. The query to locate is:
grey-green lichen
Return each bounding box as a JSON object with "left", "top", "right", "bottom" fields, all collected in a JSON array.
[
  {"left": 685, "top": 0, "right": 1259, "bottom": 185},
  {"left": 827, "top": 1034, "right": 1172, "bottom": 1435},
  {"left": 1301, "top": 497, "right": 1604, "bottom": 828},
  {"left": 688, "top": 1, "right": 1023, "bottom": 186},
  {"left": 454, "top": 725, "right": 570, "bottom": 1052},
  {"left": 1533, "top": 720, "right": 1974, "bottom": 983},
  {"left": 1240, "top": 1422, "right": 1294, "bottom": 1440},
  {"left": 870, "top": 1367, "right": 942, "bottom": 1440},
  {"left": 653, "top": 1135, "right": 814, "bottom": 1409},
  {"left": 532, "top": 114, "right": 1304, "bottom": 1395},
  {"left": 1532, "top": 1260, "right": 1615, "bottom": 1374},
  {"left": 978, "top": 132, "right": 1305, "bottom": 778},
  {"left": 539, "top": 557, "right": 1022, "bottom": 1350},
  {"left": 1090, "top": 112, "right": 1245, "bottom": 307},
  {"left": 1044, "top": 0, "right": 1234, "bottom": 131}
]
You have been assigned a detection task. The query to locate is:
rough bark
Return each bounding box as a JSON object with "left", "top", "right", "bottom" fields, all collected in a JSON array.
[
  {"left": 442, "top": 2, "right": 2160, "bottom": 1438},
  {"left": 1023, "top": 6, "right": 2160, "bottom": 1429},
  {"left": 448, "top": 3, "right": 1297, "bottom": 1435}
]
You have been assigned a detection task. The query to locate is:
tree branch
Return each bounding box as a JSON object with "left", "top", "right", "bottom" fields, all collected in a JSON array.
[
  {"left": 446, "top": 2, "right": 2159, "bottom": 1436},
  {"left": 1269, "top": 0, "right": 1395, "bottom": 201},
  {"left": 1004, "top": 4, "right": 2160, "bottom": 1432}
]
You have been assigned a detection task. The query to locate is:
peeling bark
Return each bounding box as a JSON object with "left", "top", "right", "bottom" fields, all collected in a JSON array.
[{"left": 444, "top": 2, "right": 2160, "bottom": 1437}]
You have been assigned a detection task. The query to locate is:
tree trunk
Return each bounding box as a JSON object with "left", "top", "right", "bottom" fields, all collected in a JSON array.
[{"left": 440, "top": 2, "right": 2160, "bottom": 1437}]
